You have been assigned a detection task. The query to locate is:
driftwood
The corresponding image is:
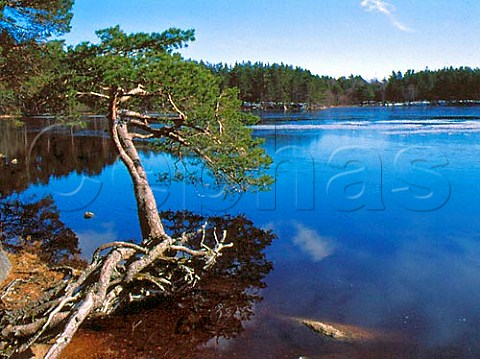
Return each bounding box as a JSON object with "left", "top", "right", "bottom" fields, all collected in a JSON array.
[{"left": 0, "top": 224, "right": 232, "bottom": 358}]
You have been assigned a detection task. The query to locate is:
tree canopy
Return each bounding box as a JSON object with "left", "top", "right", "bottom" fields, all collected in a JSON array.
[
  {"left": 0, "top": 0, "right": 73, "bottom": 43},
  {"left": 65, "top": 26, "right": 272, "bottom": 194},
  {"left": 0, "top": 0, "right": 73, "bottom": 114}
]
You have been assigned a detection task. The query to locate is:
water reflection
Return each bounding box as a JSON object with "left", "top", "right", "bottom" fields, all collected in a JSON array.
[
  {"left": 291, "top": 222, "right": 335, "bottom": 262},
  {"left": 0, "top": 118, "right": 116, "bottom": 196},
  {"left": 0, "top": 195, "right": 82, "bottom": 264},
  {"left": 65, "top": 211, "right": 275, "bottom": 358},
  {"left": 3, "top": 109, "right": 480, "bottom": 357}
]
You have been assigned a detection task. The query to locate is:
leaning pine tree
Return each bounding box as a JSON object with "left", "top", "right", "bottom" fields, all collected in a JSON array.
[{"left": 0, "top": 27, "right": 272, "bottom": 358}]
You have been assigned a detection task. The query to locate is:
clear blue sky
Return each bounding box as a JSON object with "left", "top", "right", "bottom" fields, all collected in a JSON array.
[{"left": 62, "top": 0, "right": 480, "bottom": 80}]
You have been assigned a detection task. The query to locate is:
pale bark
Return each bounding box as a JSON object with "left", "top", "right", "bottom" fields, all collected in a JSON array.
[{"left": 108, "top": 94, "right": 166, "bottom": 241}]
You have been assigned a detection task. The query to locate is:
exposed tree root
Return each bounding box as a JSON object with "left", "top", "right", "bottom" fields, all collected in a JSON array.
[{"left": 0, "top": 225, "right": 232, "bottom": 358}]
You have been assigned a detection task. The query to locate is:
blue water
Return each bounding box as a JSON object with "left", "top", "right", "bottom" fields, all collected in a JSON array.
[{"left": 9, "top": 106, "right": 480, "bottom": 356}]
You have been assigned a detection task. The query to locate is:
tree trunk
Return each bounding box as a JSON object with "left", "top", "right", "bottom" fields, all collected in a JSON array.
[
  {"left": 108, "top": 96, "right": 166, "bottom": 241},
  {"left": 0, "top": 246, "right": 11, "bottom": 285}
]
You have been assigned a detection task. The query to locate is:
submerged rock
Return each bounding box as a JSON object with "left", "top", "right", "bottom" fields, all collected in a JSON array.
[
  {"left": 84, "top": 211, "right": 95, "bottom": 219},
  {"left": 291, "top": 317, "right": 398, "bottom": 343},
  {"left": 301, "top": 319, "right": 351, "bottom": 340}
]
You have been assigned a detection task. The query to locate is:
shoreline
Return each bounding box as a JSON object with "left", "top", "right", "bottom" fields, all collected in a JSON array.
[
  {"left": 3, "top": 100, "right": 480, "bottom": 120},
  {"left": 243, "top": 100, "right": 480, "bottom": 112}
]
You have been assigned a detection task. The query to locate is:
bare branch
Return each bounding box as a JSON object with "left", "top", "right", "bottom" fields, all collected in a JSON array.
[
  {"left": 170, "top": 245, "right": 208, "bottom": 257},
  {"left": 2, "top": 312, "right": 69, "bottom": 338},
  {"left": 1, "top": 279, "right": 27, "bottom": 300},
  {"left": 119, "top": 110, "right": 183, "bottom": 127},
  {"left": 93, "top": 241, "right": 148, "bottom": 260},
  {"left": 125, "top": 118, "right": 176, "bottom": 139},
  {"left": 44, "top": 292, "right": 96, "bottom": 359},
  {"left": 131, "top": 132, "right": 154, "bottom": 139},
  {"left": 168, "top": 93, "right": 187, "bottom": 120},
  {"left": 214, "top": 94, "right": 225, "bottom": 135},
  {"left": 76, "top": 91, "right": 110, "bottom": 99},
  {"left": 120, "top": 85, "right": 149, "bottom": 103},
  {"left": 125, "top": 237, "right": 172, "bottom": 282},
  {"left": 134, "top": 273, "right": 171, "bottom": 292},
  {"left": 119, "top": 109, "right": 156, "bottom": 122}
]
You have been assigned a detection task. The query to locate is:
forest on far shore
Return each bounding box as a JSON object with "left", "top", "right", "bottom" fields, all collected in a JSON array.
[
  {"left": 206, "top": 62, "right": 480, "bottom": 109},
  {"left": 2, "top": 27, "right": 480, "bottom": 114}
]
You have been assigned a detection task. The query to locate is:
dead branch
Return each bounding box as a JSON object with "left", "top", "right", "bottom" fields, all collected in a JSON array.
[
  {"left": 76, "top": 91, "right": 110, "bottom": 99},
  {"left": 119, "top": 109, "right": 156, "bottom": 122},
  {"left": 131, "top": 132, "right": 154, "bottom": 140},
  {"left": 168, "top": 93, "right": 187, "bottom": 121}
]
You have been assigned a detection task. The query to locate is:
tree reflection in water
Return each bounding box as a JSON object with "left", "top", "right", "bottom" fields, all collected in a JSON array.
[
  {"left": 65, "top": 211, "right": 275, "bottom": 358},
  {"left": 0, "top": 195, "right": 82, "bottom": 265},
  {"left": 0, "top": 118, "right": 116, "bottom": 197},
  {"left": 0, "top": 119, "right": 275, "bottom": 356}
]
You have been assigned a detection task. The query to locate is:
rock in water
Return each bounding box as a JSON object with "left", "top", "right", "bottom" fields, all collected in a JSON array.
[
  {"left": 301, "top": 319, "right": 350, "bottom": 340},
  {"left": 292, "top": 317, "right": 394, "bottom": 342},
  {"left": 84, "top": 211, "right": 95, "bottom": 219},
  {"left": 0, "top": 248, "right": 11, "bottom": 285}
]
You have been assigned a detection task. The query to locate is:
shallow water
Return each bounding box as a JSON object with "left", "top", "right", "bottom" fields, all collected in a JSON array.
[{"left": 3, "top": 106, "right": 480, "bottom": 357}]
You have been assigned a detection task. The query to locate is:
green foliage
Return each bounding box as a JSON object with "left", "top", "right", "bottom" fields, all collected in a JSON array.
[
  {"left": 207, "top": 61, "right": 373, "bottom": 107},
  {"left": 385, "top": 67, "right": 480, "bottom": 103},
  {"left": 94, "top": 25, "right": 195, "bottom": 55},
  {"left": 0, "top": 0, "right": 73, "bottom": 114},
  {"left": 0, "top": 0, "right": 73, "bottom": 43},
  {"left": 63, "top": 27, "right": 196, "bottom": 110},
  {"left": 65, "top": 27, "right": 272, "bottom": 192},
  {"left": 155, "top": 87, "right": 273, "bottom": 191},
  {"left": 208, "top": 62, "right": 480, "bottom": 107},
  {"left": 0, "top": 37, "right": 69, "bottom": 113}
]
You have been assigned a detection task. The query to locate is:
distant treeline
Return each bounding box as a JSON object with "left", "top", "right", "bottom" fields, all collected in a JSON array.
[
  {"left": 203, "top": 62, "right": 480, "bottom": 109},
  {"left": 2, "top": 38, "right": 480, "bottom": 114}
]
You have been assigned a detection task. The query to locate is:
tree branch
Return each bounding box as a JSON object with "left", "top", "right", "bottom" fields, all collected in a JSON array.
[
  {"left": 164, "top": 129, "right": 239, "bottom": 185},
  {"left": 119, "top": 109, "right": 156, "bottom": 122},
  {"left": 120, "top": 85, "right": 149, "bottom": 103},
  {"left": 93, "top": 241, "right": 148, "bottom": 260},
  {"left": 131, "top": 132, "right": 154, "bottom": 139},
  {"left": 168, "top": 93, "right": 187, "bottom": 120},
  {"left": 77, "top": 91, "right": 110, "bottom": 99}
]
